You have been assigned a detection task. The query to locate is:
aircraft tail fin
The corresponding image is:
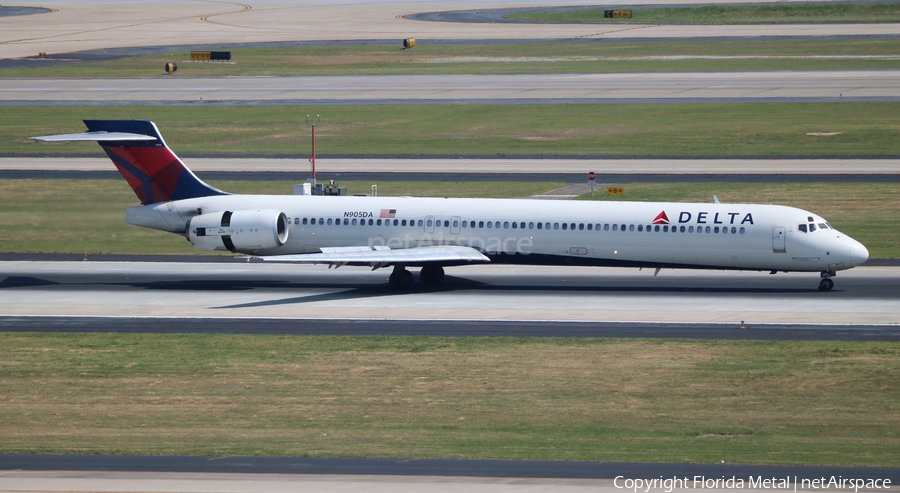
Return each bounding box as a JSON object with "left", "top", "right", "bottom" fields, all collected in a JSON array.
[{"left": 32, "top": 120, "right": 226, "bottom": 205}]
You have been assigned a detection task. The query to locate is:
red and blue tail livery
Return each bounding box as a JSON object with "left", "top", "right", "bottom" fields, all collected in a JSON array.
[{"left": 35, "top": 120, "right": 225, "bottom": 205}]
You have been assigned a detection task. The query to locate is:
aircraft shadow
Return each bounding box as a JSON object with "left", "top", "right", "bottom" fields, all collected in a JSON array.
[
  {"left": 0, "top": 276, "right": 59, "bottom": 288},
  {"left": 212, "top": 275, "right": 821, "bottom": 310}
]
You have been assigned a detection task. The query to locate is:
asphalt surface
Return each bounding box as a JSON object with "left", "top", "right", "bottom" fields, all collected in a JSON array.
[
  {"left": 3, "top": 170, "right": 900, "bottom": 183},
  {"left": 2, "top": 315, "right": 899, "bottom": 341},
  {"left": 3, "top": 71, "right": 898, "bottom": 104},
  {"left": 2, "top": 453, "right": 899, "bottom": 480}
]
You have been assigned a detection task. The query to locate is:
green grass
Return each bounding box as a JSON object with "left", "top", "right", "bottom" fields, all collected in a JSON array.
[
  {"left": 1, "top": 334, "right": 898, "bottom": 465},
  {"left": 0, "top": 180, "right": 894, "bottom": 257},
  {"left": 9, "top": 103, "right": 900, "bottom": 157},
  {"left": 509, "top": 3, "right": 900, "bottom": 24},
  {"left": 2, "top": 38, "right": 898, "bottom": 77}
]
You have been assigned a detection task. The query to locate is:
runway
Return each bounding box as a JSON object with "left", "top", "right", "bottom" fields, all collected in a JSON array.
[
  {"left": 1, "top": 261, "right": 897, "bottom": 326},
  {"left": 2, "top": 157, "right": 899, "bottom": 177},
  {"left": 2, "top": 71, "right": 898, "bottom": 104},
  {"left": 3, "top": 0, "right": 900, "bottom": 60}
]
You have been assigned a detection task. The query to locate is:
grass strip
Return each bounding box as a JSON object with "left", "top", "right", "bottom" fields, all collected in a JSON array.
[
  {"left": 0, "top": 180, "right": 894, "bottom": 258},
  {"left": 508, "top": 3, "right": 900, "bottom": 24},
  {"left": 1, "top": 333, "right": 898, "bottom": 466},
  {"left": 7, "top": 103, "right": 900, "bottom": 157},
  {"left": 2, "top": 39, "right": 898, "bottom": 77}
]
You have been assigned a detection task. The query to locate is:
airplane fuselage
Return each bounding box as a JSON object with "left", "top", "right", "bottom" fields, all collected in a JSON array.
[{"left": 128, "top": 194, "right": 868, "bottom": 273}]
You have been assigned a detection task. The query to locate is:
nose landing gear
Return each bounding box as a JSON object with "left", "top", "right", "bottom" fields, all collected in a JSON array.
[{"left": 818, "top": 270, "right": 835, "bottom": 291}]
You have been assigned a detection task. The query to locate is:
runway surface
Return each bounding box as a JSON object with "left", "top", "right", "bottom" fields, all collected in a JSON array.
[
  {"left": 4, "top": 0, "right": 900, "bottom": 60},
  {"left": 2, "top": 454, "right": 898, "bottom": 481},
  {"left": 2, "top": 71, "right": 898, "bottom": 104},
  {"left": 1, "top": 261, "right": 897, "bottom": 325}
]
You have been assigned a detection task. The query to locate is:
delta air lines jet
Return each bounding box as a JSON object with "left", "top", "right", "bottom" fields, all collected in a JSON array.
[{"left": 33, "top": 120, "right": 869, "bottom": 291}]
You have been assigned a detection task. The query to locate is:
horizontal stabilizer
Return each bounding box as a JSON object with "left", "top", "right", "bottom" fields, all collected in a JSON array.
[
  {"left": 31, "top": 131, "right": 157, "bottom": 142},
  {"left": 257, "top": 245, "right": 490, "bottom": 266}
]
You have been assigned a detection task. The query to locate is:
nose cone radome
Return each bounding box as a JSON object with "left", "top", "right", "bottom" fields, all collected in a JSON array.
[{"left": 850, "top": 242, "right": 869, "bottom": 267}]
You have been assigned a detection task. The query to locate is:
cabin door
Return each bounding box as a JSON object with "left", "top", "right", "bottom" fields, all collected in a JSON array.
[{"left": 773, "top": 227, "right": 786, "bottom": 253}]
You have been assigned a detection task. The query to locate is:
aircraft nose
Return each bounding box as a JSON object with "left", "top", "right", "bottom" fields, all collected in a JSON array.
[{"left": 849, "top": 242, "right": 869, "bottom": 267}]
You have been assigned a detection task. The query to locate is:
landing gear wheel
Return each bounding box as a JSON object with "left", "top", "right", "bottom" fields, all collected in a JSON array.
[
  {"left": 818, "top": 278, "right": 834, "bottom": 292},
  {"left": 420, "top": 265, "right": 445, "bottom": 286},
  {"left": 389, "top": 267, "right": 414, "bottom": 290}
]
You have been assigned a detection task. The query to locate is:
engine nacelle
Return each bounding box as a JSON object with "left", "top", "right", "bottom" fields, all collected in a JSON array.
[{"left": 187, "top": 209, "right": 289, "bottom": 252}]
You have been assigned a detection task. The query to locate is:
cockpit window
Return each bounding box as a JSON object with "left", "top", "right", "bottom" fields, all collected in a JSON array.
[
  {"left": 809, "top": 224, "right": 817, "bottom": 232},
  {"left": 798, "top": 224, "right": 808, "bottom": 233},
  {"left": 818, "top": 223, "right": 828, "bottom": 230}
]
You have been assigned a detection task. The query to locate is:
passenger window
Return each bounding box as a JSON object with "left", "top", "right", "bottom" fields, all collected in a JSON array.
[
  {"left": 621, "top": 224, "right": 626, "bottom": 231},
  {"left": 401, "top": 219, "right": 407, "bottom": 226},
  {"left": 504, "top": 221, "right": 510, "bottom": 229},
  {"left": 587, "top": 224, "right": 592, "bottom": 231},
  {"left": 453, "top": 220, "right": 459, "bottom": 228},
  {"left": 537, "top": 222, "right": 542, "bottom": 230},
  {"left": 637, "top": 225, "right": 643, "bottom": 232},
  {"left": 714, "top": 226, "right": 720, "bottom": 233},
  {"left": 740, "top": 227, "right": 745, "bottom": 234},
  {"left": 479, "top": 221, "right": 485, "bottom": 228},
  {"left": 612, "top": 224, "right": 618, "bottom": 231},
  {"left": 688, "top": 226, "right": 693, "bottom": 233},
  {"left": 529, "top": 222, "right": 535, "bottom": 229},
  {"left": 392, "top": 219, "right": 398, "bottom": 226},
  {"left": 654, "top": 225, "right": 660, "bottom": 232},
  {"left": 731, "top": 227, "right": 736, "bottom": 234},
  {"left": 579, "top": 223, "right": 584, "bottom": 231},
  {"left": 444, "top": 220, "right": 449, "bottom": 227},
  {"left": 301, "top": 218, "right": 307, "bottom": 225},
  {"left": 494, "top": 221, "right": 500, "bottom": 229},
  {"left": 562, "top": 223, "right": 568, "bottom": 230},
  {"left": 595, "top": 223, "right": 601, "bottom": 231},
  {"left": 426, "top": 219, "right": 433, "bottom": 227},
  {"left": 327, "top": 218, "right": 333, "bottom": 225},
  {"left": 629, "top": 225, "right": 634, "bottom": 232},
  {"left": 487, "top": 221, "right": 493, "bottom": 228},
  {"left": 512, "top": 222, "right": 517, "bottom": 229},
  {"left": 809, "top": 224, "right": 817, "bottom": 232}
]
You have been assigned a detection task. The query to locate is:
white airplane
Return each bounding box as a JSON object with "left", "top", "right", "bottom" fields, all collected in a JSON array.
[{"left": 33, "top": 120, "right": 868, "bottom": 291}]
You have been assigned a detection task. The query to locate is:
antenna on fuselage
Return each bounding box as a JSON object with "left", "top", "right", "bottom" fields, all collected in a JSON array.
[{"left": 713, "top": 195, "right": 721, "bottom": 204}]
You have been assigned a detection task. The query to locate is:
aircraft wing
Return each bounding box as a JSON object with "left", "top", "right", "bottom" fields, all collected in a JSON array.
[
  {"left": 31, "top": 131, "right": 157, "bottom": 142},
  {"left": 257, "top": 245, "right": 490, "bottom": 267}
]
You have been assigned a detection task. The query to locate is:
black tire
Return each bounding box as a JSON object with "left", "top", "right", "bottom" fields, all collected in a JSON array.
[
  {"left": 818, "top": 278, "right": 834, "bottom": 291},
  {"left": 389, "top": 269, "right": 414, "bottom": 290},
  {"left": 420, "top": 265, "right": 445, "bottom": 285}
]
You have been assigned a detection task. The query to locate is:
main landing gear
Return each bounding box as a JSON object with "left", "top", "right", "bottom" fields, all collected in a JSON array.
[
  {"left": 388, "top": 264, "right": 445, "bottom": 290},
  {"left": 388, "top": 265, "right": 414, "bottom": 290},
  {"left": 818, "top": 270, "right": 836, "bottom": 292}
]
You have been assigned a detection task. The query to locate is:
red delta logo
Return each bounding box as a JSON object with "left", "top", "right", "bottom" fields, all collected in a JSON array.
[{"left": 652, "top": 211, "right": 670, "bottom": 225}]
